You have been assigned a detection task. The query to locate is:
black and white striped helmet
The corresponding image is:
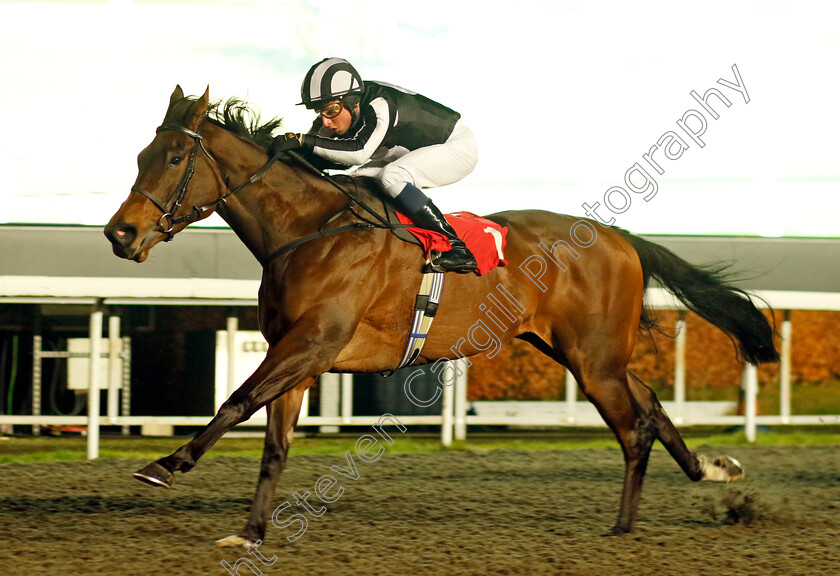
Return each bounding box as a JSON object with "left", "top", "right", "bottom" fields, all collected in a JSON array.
[{"left": 299, "top": 57, "right": 365, "bottom": 109}]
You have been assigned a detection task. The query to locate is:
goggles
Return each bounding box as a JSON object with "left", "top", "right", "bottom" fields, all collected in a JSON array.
[{"left": 317, "top": 100, "right": 343, "bottom": 119}]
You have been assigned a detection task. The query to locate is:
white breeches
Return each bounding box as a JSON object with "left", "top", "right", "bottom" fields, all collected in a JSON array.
[{"left": 352, "top": 119, "right": 478, "bottom": 198}]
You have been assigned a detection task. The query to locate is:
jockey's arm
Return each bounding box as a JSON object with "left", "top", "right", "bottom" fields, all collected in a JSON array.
[{"left": 301, "top": 97, "right": 390, "bottom": 167}]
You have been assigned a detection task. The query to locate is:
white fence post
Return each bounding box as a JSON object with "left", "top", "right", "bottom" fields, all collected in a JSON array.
[
  {"left": 341, "top": 373, "right": 353, "bottom": 425},
  {"left": 225, "top": 315, "right": 238, "bottom": 399},
  {"left": 107, "top": 314, "right": 121, "bottom": 422},
  {"left": 565, "top": 370, "right": 577, "bottom": 423},
  {"left": 743, "top": 363, "right": 758, "bottom": 443},
  {"left": 319, "top": 373, "right": 340, "bottom": 433},
  {"left": 674, "top": 316, "right": 686, "bottom": 425},
  {"left": 780, "top": 311, "right": 792, "bottom": 424},
  {"left": 87, "top": 306, "right": 104, "bottom": 460},
  {"left": 121, "top": 335, "right": 131, "bottom": 436},
  {"left": 441, "top": 361, "right": 455, "bottom": 446},
  {"left": 454, "top": 359, "right": 468, "bottom": 441},
  {"left": 31, "top": 335, "right": 42, "bottom": 436}
]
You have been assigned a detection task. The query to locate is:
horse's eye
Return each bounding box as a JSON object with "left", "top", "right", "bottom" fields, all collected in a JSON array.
[{"left": 170, "top": 156, "right": 183, "bottom": 166}]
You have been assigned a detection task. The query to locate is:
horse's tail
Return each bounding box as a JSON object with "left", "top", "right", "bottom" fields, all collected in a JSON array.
[{"left": 619, "top": 231, "right": 779, "bottom": 365}]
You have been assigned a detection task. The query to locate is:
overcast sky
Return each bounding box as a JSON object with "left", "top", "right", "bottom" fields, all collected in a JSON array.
[{"left": 1, "top": 0, "right": 837, "bottom": 237}]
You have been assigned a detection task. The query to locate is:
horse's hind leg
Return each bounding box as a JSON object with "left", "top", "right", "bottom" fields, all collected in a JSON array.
[
  {"left": 215, "top": 377, "right": 313, "bottom": 548},
  {"left": 626, "top": 370, "right": 745, "bottom": 484},
  {"left": 524, "top": 326, "right": 655, "bottom": 534},
  {"left": 625, "top": 370, "right": 701, "bottom": 481},
  {"left": 574, "top": 367, "right": 657, "bottom": 535}
]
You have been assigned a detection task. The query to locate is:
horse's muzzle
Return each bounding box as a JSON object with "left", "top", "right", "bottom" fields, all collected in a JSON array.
[{"left": 104, "top": 221, "right": 139, "bottom": 259}]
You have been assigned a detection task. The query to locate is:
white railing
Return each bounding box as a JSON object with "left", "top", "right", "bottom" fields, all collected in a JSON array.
[{"left": 2, "top": 287, "right": 840, "bottom": 458}]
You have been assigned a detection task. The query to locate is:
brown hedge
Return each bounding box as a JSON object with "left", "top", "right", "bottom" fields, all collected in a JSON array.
[{"left": 467, "top": 310, "right": 840, "bottom": 400}]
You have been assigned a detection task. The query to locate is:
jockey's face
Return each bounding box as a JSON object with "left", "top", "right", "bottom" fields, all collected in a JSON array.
[{"left": 320, "top": 101, "right": 358, "bottom": 135}]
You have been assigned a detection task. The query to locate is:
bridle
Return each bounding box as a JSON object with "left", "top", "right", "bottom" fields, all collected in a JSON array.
[
  {"left": 129, "top": 120, "right": 404, "bottom": 261},
  {"left": 130, "top": 123, "right": 253, "bottom": 241}
]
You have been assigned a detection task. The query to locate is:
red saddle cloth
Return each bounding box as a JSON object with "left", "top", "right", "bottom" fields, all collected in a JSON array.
[{"left": 396, "top": 211, "right": 508, "bottom": 275}]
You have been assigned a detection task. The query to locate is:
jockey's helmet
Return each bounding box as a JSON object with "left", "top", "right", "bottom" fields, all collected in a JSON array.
[{"left": 299, "top": 57, "right": 364, "bottom": 109}]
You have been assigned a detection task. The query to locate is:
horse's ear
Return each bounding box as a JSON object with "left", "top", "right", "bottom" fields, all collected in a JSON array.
[
  {"left": 170, "top": 85, "right": 184, "bottom": 106},
  {"left": 186, "top": 86, "right": 210, "bottom": 130},
  {"left": 164, "top": 85, "right": 186, "bottom": 122}
]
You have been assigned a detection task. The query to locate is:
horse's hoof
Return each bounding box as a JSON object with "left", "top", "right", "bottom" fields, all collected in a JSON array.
[
  {"left": 700, "top": 454, "right": 745, "bottom": 483},
  {"left": 133, "top": 461, "right": 174, "bottom": 488},
  {"left": 215, "top": 535, "right": 258, "bottom": 549}
]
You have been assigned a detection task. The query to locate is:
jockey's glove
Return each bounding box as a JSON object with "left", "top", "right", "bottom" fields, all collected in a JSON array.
[{"left": 268, "top": 132, "right": 304, "bottom": 157}]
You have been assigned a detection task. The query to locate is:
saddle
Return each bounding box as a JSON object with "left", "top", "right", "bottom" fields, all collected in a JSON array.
[{"left": 354, "top": 181, "right": 507, "bottom": 275}]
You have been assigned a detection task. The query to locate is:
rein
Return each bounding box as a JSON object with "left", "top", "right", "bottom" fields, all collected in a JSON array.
[
  {"left": 260, "top": 152, "right": 420, "bottom": 265},
  {"left": 130, "top": 121, "right": 411, "bottom": 259},
  {"left": 285, "top": 151, "right": 391, "bottom": 228}
]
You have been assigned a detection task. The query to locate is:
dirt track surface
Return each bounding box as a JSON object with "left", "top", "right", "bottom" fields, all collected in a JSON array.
[{"left": 0, "top": 445, "right": 838, "bottom": 575}]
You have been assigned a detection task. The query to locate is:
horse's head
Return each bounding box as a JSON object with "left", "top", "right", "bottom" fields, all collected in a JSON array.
[{"left": 105, "top": 85, "right": 226, "bottom": 262}]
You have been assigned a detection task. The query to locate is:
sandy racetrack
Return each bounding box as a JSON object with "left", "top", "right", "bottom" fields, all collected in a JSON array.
[{"left": 0, "top": 445, "right": 838, "bottom": 575}]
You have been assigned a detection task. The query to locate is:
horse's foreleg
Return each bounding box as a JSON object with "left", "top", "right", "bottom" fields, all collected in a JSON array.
[
  {"left": 627, "top": 370, "right": 744, "bottom": 483},
  {"left": 134, "top": 323, "right": 346, "bottom": 488},
  {"left": 215, "top": 377, "right": 312, "bottom": 548}
]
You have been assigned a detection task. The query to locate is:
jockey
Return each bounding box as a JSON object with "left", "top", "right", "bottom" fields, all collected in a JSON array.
[{"left": 271, "top": 57, "right": 478, "bottom": 274}]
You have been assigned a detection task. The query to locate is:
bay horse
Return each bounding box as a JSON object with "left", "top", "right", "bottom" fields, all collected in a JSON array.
[{"left": 104, "top": 86, "right": 779, "bottom": 546}]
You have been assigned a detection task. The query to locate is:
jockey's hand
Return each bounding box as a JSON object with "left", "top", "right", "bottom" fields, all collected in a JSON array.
[{"left": 268, "top": 133, "right": 303, "bottom": 157}]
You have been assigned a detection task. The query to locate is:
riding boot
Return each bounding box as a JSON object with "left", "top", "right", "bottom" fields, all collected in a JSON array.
[
  {"left": 409, "top": 203, "right": 479, "bottom": 274},
  {"left": 393, "top": 183, "right": 477, "bottom": 274}
]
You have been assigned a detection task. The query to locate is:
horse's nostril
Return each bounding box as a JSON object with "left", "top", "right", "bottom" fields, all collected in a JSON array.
[{"left": 105, "top": 223, "right": 137, "bottom": 247}]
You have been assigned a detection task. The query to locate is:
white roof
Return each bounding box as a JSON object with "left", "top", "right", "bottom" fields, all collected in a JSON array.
[{"left": 1, "top": 225, "right": 838, "bottom": 309}]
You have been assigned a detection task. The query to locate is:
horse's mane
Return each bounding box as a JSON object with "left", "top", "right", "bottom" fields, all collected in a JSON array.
[
  {"left": 169, "top": 95, "right": 283, "bottom": 150},
  {"left": 209, "top": 98, "right": 283, "bottom": 150}
]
